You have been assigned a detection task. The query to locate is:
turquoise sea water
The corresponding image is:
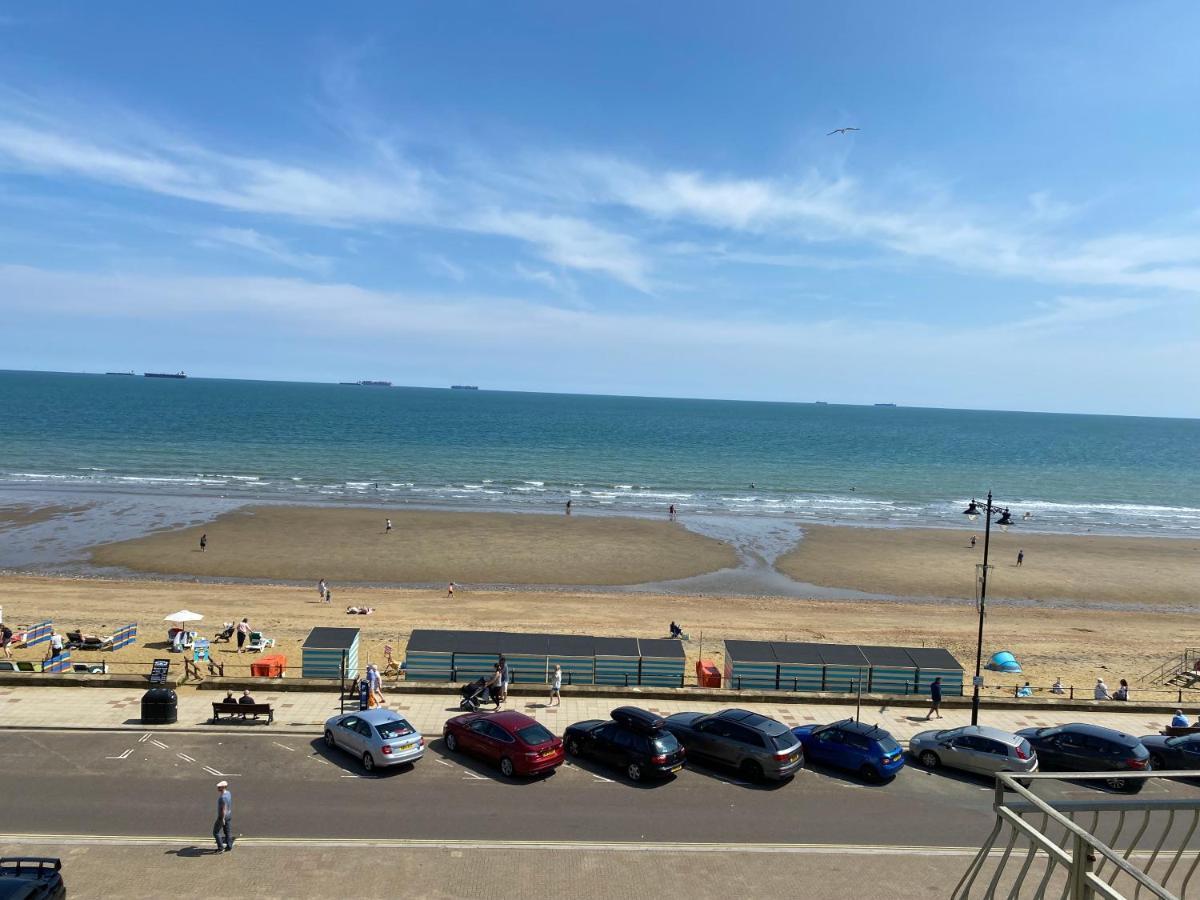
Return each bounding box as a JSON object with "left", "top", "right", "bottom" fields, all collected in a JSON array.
[{"left": 1, "top": 370, "right": 1198, "bottom": 539}]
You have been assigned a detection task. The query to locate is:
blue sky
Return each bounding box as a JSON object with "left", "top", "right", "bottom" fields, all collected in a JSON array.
[{"left": 0, "top": 3, "right": 1197, "bottom": 416}]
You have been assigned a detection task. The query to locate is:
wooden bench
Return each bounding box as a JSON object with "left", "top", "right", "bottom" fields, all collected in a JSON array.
[
  {"left": 1160, "top": 725, "right": 1200, "bottom": 737},
  {"left": 210, "top": 701, "right": 274, "bottom": 724}
]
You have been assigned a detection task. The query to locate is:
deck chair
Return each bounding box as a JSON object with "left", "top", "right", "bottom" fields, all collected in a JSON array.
[
  {"left": 67, "top": 630, "right": 111, "bottom": 651},
  {"left": 247, "top": 631, "right": 275, "bottom": 651}
]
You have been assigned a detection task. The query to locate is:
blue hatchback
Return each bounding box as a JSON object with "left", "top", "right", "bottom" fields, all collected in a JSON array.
[{"left": 792, "top": 719, "right": 905, "bottom": 781}]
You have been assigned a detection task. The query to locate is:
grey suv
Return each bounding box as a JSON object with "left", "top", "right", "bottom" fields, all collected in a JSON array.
[{"left": 664, "top": 708, "right": 803, "bottom": 782}]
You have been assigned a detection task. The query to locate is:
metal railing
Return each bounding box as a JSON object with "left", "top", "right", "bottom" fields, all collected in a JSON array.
[
  {"left": 1141, "top": 649, "right": 1200, "bottom": 687},
  {"left": 975, "top": 683, "right": 1199, "bottom": 705},
  {"left": 955, "top": 771, "right": 1200, "bottom": 899}
]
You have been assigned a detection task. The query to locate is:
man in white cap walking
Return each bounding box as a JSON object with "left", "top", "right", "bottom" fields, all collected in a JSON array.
[{"left": 213, "top": 780, "right": 233, "bottom": 852}]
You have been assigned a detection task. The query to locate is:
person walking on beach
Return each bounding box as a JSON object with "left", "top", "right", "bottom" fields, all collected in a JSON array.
[
  {"left": 212, "top": 780, "right": 233, "bottom": 852},
  {"left": 1016, "top": 549, "right": 1024, "bottom": 567},
  {"left": 668, "top": 504, "right": 676, "bottom": 520},
  {"left": 970, "top": 535, "right": 977, "bottom": 548},
  {"left": 236, "top": 618, "right": 250, "bottom": 653},
  {"left": 200, "top": 533, "right": 207, "bottom": 552},
  {"left": 447, "top": 581, "right": 455, "bottom": 597},
  {"left": 549, "top": 664, "right": 562, "bottom": 706},
  {"left": 925, "top": 676, "right": 943, "bottom": 719},
  {"left": 317, "top": 579, "right": 327, "bottom": 602},
  {"left": 565, "top": 499, "right": 572, "bottom": 515},
  {"left": 385, "top": 518, "right": 392, "bottom": 534}
]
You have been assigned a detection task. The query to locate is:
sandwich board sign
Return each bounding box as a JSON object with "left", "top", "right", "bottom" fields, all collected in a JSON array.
[{"left": 149, "top": 658, "right": 171, "bottom": 684}]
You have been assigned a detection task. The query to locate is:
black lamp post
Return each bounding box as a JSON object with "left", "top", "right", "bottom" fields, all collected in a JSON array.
[{"left": 963, "top": 492, "right": 1015, "bottom": 726}]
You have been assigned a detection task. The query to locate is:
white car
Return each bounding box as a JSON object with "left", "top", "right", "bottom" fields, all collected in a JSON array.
[{"left": 323, "top": 709, "right": 425, "bottom": 772}]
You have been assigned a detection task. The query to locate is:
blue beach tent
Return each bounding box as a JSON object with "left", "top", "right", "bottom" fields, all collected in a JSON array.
[{"left": 986, "top": 650, "right": 1022, "bottom": 674}]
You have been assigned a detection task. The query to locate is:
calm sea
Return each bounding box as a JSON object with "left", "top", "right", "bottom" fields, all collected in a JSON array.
[{"left": 2, "top": 370, "right": 1198, "bottom": 541}]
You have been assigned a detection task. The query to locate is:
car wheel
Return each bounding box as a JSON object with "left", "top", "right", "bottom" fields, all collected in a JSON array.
[
  {"left": 918, "top": 750, "right": 940, "bottom": 769},
  {"left": 741, "top": 760, "right": 765, "bottom": 783},
  {"left": 627, "top": 762, "right": 643, "bottom": 781},
  {"left": 859, "top": 764, "right": 878, "bottom": 782},
  {"left": 500, "top": 757, "right": 515, "bottom": 777},
  {"left": 1150, "top": 754, "right": 1165, "bottom": 771},
  {"left": 362, "top": 752, "right": 375, "bottom": 772},
  {"left": 445, "top": 732, "right": 458, "bottom": 752},
  {"left": 566, "top": 737, "right": 582, "bottom": 756},
  {"left": 324, "top": 729, "right": 336, "bottom": 749}
]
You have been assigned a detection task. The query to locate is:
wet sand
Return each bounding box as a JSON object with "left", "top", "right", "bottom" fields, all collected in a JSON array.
[
  {"left": 2, "top": 574, "right": 1196, "bottom": 696},
  {"left": 778, "top": 525, "right": 1200, "bottom": 607},
  {"left": 0, "top": 502, "right": 92, "bottom": 532},
  {"left": 88, "top": 505, "right": 738, "bottom": 586}
]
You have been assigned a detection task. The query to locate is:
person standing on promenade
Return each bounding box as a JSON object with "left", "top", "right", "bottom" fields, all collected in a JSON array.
[
  {"left": 212, "top": 780, "right": 233, "bottom": 852},
  {"left": 550, "top": 664, "right": 562, "bottom": 707},
  {"left": 1016, "top": 549, "right": 1024, "bottom": 566},
  {"left": 925, "top": 676, "right": 943, "bottom": 719},
  {"left": 385, "top": 518, "right": 392, "bottom": 534},
  {"left": 317, "top": 579, "right": 327, "bottom": 602},
  {"left": 236, "top": 618, "right": 250, "bottom": 653},
  {"left": 499, "top": 655, "right": 511, "bottom": 702},
  {"left": 487, "top": 663, "right": 502, "bottom": 710},
  {"left": 1, "top": 623, "right": 12, "bottom": 660},
  {"left": 200, "top": 533, "right": 207, "bottom": 552}
]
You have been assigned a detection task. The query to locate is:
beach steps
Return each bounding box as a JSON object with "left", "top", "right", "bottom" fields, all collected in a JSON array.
[{"left": 1142, "top": 647, "right": 1200, "bottom": 687}]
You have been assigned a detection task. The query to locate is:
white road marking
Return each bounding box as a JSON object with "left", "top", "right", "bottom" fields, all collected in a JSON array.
[
  {"left": 272, "top": 742, "right": 295, "bottom": 752},
  {"left": 436, "top": 759, "right": 452, "bottom": 767},
  {"left": 177, "top": 753, "right": 196, "bottom": 763},
  {"left": 105, "top": 749, "right": 133, "bottom": 760},
  {"left": 461, "top": 771, "right": 487, "bottom": 781},
  {"left": 150, "top": 740, "right": 169, "bottom": 750},
  {"left": 201, "top": 766, "right": 242, "bottom": 778},
  {"left": 137, "top": 734, "right": 151, "bottom": 743}
]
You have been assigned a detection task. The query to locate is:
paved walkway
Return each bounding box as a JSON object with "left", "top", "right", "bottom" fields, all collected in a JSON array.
[{"left": 0, "top": 684, "right": 1184, "bottom": 742}]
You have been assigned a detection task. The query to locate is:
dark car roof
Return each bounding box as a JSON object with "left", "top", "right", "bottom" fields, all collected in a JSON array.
[
  {"left": 714, "top": 708, "right": 789, "bottom": 735},
  {"left": 611, "top": 706, "right": 666, "bottom": 733},
  {"left": 1041, "top": 723, "right": 1143, "bottom": 746},
  {"left": 827, "top": 719, "right": 894, "bottom": 740}
]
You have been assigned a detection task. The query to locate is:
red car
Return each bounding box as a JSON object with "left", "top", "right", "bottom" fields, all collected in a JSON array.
[{"left": 443, "top": 710, "right": 564, "bottom": 777}]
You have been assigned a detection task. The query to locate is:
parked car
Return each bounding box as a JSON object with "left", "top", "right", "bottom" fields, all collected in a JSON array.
[
  {"left": 663, "top": 708, "right": 802, "bottom": 782},
  {"left": 0, "top": 857, "right": 65, "bottom": 900},
  {"left": 1016, "top": 724, "right": 1150, "bottom": 792},
  {"left": 792, "top": 719, "right": 905, "bottom": 781},
  {"left": 323, "top": 709, "right": 425, "bottom": 772},
  {"left": 909, "top": 725, "right": 1038, "bottom": 778},
  {"left": 563, "top": 706, "right": 686, "bottom": 782},
  {"left": 443, "top": 710, "right": 564, "bottom": 777},
  {"left": 1139, "top": 732, "right": 1200, "bottom": 772}
]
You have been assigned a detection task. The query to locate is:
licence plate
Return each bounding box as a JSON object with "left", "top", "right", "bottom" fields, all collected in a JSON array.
[
  {"left": 398, "top": 742, "right": 417, "bottom": 751},
  {"left": 670, "top": 765, "right": 683, "bottom": 773}
]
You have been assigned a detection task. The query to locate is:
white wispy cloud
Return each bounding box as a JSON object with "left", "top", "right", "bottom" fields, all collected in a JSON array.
[{"left": 196, "top": 227, "right": 332, "bottom": 274}]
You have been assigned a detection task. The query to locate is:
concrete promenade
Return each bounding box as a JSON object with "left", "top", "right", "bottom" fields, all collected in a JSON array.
[{"left": 0, "top": 682, "right": 1183, "bottom": 741}]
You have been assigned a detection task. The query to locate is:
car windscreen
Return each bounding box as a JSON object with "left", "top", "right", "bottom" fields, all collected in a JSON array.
[
  {"left": 375, "top": 720, "right": 415, "bottom": 740},
  {"left": 516, "top": 723, "right": 555, "bottom": 745},
  {"left": 651, "top": 732, "right": 680, "bottom": 753},
  {"left": 771, "top": 733, "right": 799, "bottom": 752}
]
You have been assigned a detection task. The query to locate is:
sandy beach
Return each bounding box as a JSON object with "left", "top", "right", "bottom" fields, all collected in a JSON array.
[
  {"left": 1, "top": 574, "right": 1197, "bottom": 697},
  {"left": 89, "top": 506, "right": 738, "bottom": 586},
  {"left": 779, "top": 525, "right": 1200, "bottom": 607}
]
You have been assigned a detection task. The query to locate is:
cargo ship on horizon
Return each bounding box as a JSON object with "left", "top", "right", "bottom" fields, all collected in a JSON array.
[{"left": 144, "top": 371, "right": 187, "bottom": 379}]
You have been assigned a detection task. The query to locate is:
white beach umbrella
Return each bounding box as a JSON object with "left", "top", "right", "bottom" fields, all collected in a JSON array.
[{"left": 163, "top": 609, "right": 204, "bottom": 623}]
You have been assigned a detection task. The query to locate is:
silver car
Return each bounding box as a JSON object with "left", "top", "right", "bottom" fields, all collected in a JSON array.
[
  {"left": 909, "top": 724, "right": 1038, "bottom": 778},
  {"left": 323, "top": 709, "right": 425, "bottom": 772},
  {"left": 663, "top": 708, "right": 803, "bottom": 782}
]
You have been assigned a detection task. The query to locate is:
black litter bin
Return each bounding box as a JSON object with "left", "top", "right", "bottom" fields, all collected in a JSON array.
[{"left": 141, "top": 687, "right": 178, "bottom": 724}]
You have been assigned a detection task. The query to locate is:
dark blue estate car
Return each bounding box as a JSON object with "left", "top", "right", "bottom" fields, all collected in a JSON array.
[
  {"left": 792, "top": 719, "right": 905, "bottom": 781},
  {"left": 1140, "top": 732, "right": 1200, "bottom": 773}
]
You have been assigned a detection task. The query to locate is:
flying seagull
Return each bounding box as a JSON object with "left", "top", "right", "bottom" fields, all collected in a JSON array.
[{"left": 827, "top": 127, "right": 861, "bottom": 136}]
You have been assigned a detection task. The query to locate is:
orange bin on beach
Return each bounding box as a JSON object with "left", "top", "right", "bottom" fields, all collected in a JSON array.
[
  {"left": 250, "top": 654, "right": 286, "bottom": 678},
  {"left": 696, "top": 659, "right": 721, "bottom": 688}
]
